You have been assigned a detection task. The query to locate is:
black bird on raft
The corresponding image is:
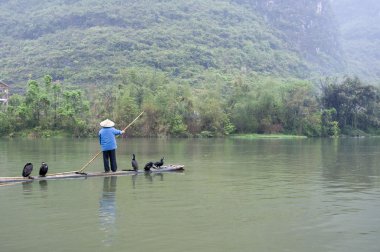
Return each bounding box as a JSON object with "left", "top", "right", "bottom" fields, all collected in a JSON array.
[
  {"left": 154, "top": 157, "right": 164, "bottom": 168},
  {"left": 144, "top": 162, "right": 154, "bottom": 171},
  {"left": 22, "top": 163, "right": 33, "bottom": 179},
  {"left": 131, "top": 154, "right": 138, "bottom": 171},
  {"left": 39, "top": 162, "right": 48, "bottom": 177}
]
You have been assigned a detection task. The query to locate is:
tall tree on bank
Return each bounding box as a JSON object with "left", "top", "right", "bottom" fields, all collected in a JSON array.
[{"left": 320, "top": 77, "right": 380, "bottom": 134}]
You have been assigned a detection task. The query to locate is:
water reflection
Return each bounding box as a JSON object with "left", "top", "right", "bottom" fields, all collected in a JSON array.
[
  {"left": 131, "top": 174, "right": 137, "bottom": 188},
  {"left": 144, "top": 172, "right": 164, "bottom": 183},
  {"left": 21, "top": 179, "right": 48, "bottom": 198},
  {"left": 22, "top": 181, "right": 33, "bottom": 195},
  {"left": 38, "top": 180, "right": 48, "bottom": 191},
  {"left": 99, "top": 176, "right": 117, "bottom": 246}
]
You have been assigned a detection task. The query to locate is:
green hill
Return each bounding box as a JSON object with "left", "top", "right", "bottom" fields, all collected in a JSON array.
[{"left": 0, "top": 0, "right": 344, "bottom": 85}]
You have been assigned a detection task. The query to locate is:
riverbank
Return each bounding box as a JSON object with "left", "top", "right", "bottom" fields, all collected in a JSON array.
[
  {"left": 230, "top": 134, "right": 308, "bottom": 139},
  {"left": 2, "top": 129, "right": 377, "bottom": 139}
]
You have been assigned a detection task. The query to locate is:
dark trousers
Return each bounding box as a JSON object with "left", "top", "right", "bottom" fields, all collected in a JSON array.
[{"left": 102, "top": 149, "right": 117, "bottom": 172}]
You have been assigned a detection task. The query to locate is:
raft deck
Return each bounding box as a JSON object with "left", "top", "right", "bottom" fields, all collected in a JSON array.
[{"left": 0, "top": 165, "right": 184, "bottom": 183}]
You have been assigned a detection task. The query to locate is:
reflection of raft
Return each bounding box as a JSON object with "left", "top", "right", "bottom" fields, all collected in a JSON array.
[{"left": 0, "top": 165, "right": 185, "bottom": 183}]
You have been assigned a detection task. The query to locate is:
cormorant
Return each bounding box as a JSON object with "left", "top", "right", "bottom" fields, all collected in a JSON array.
[
  {"left": 144, "top": 162, "right": 154, "bottom": 171},
  {"left": 39, "top": 162, "right": 48, "bottom": 177},
  {"left": 132, "top": 154, "right": 138, "bottom": 171},
  {"left": 22, "top": 163, "right": 33, "bottom": 179},
  {"left": 154, "top": 157, "right": 164, "bottom": 168}
]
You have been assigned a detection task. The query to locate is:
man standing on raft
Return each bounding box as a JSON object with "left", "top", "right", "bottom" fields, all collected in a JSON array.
[{"left": 99, "top": 119, "right": 125, "bottom": 173}]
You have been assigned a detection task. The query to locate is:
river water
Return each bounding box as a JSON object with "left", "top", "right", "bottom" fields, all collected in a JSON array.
[{"left": 0, "top": 137, "right": 379, "bottom": 252}]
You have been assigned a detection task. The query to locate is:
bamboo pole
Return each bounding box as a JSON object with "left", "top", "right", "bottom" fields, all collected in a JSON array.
[{"left": 48, "top": 111, "right": 144, "bottom": 176}]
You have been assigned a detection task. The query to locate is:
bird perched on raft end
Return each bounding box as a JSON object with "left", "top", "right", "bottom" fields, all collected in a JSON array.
[
  {"left": 39, "top": 162, "right": 48, "bottom": 177},
  {"left": 22, "top": 163, "right": 33, "bottom": 179},
  {"left": 154, "top": 157, "right": 164, "bottom": 168},
  {"left": 132, "top": 154, "right": 138, "bottom": 171}
]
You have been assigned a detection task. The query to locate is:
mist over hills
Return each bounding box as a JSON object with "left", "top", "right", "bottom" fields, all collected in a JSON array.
[
  {"left": 0, "top": 0, "right": 377, "bottom": 85},
  {"left": 332, "top": 0, "right": 380, "bottom": 82}
]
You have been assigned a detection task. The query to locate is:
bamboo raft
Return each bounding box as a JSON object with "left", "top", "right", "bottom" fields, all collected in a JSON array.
[{"left": 0, "top": 165, "right": 184, "bottom": 183}]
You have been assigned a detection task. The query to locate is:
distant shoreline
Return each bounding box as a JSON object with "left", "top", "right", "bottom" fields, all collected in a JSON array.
[{"left": 230, "top": 134, "right": 307, "bottom": 139}]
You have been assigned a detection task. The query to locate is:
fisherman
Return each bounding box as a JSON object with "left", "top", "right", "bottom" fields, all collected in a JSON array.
[{"left": 99, "top": 119, "right": 125, "bottom": 173}]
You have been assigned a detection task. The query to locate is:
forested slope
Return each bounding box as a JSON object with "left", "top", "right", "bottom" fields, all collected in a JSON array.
[{"left": 0, "top": 0, "right": 343, "bottom": 85}]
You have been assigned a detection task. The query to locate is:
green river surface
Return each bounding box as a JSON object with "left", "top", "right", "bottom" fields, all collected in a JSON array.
[{"left": 0, "top": 137, "right": 379, "bottom": 252}]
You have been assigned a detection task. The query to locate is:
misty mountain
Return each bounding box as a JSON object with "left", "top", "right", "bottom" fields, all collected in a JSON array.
[
  {"left": 0, "top": 0, "right": 347, "bottom": 85},
  {"left": 331, "top": 0, "right": 380, "bottom": 82}
]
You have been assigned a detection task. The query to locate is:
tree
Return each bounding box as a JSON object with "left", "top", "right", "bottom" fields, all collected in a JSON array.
[
  {"left": 280, "top": 80, "right": 320, "bottom": 136},
  {"left": 58, "top": 90, "right": 90, "bottom": 136},
  {"left": 0, "top": 112, "right": 10, "bottom": 135},
  {"left": 321, "top": 108, "right": 339, "bottom": 137},
  {"left": 24, "top": 80, "right": 43, "bottom": 127},
  {"left": 320, "top": 76, "right": 380, "bottom": 134}
]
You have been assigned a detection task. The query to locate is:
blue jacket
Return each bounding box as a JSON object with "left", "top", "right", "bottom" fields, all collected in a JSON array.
[{"left": 98, "top": 127, "right": 123, "bottom": 151}]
